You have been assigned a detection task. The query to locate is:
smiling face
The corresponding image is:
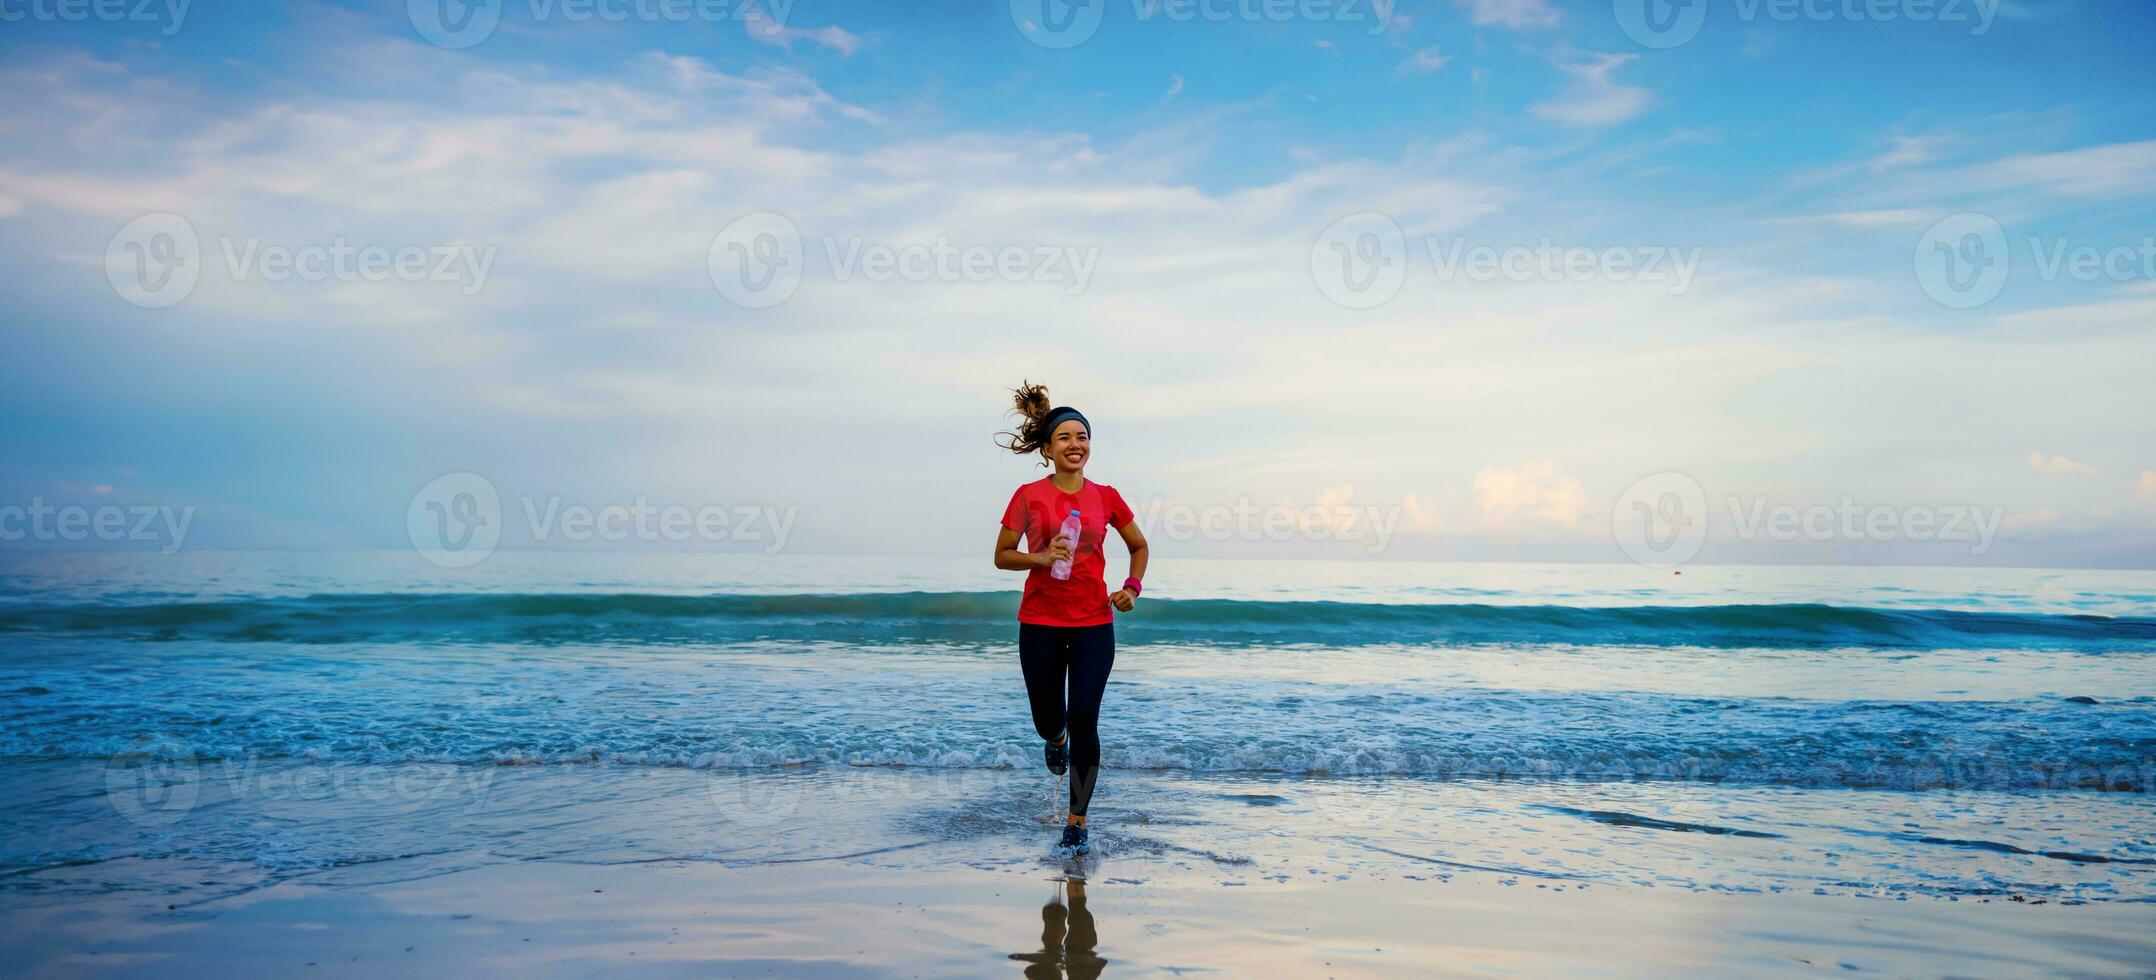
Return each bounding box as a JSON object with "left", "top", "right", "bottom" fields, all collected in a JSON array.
[{"left": 1044, "top": 419, "right": 1089, "bottom": 474}]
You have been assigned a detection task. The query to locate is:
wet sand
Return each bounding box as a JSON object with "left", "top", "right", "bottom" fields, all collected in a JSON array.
[{"left": 6, "top": 850, "right": 2154, "bottom": 978}]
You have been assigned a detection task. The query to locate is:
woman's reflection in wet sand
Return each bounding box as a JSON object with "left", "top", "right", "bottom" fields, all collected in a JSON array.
[{"left": 1008, "top": 877, "right": 1106, "bottom": 978}]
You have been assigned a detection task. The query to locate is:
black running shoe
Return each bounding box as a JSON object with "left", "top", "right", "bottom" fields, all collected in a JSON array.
[
  {"left": 1058, "top": 823, "right": 1088, "bottom": 851},
  {"left": 1044, "top": 737, "right": 1068, "bottom": 776}
]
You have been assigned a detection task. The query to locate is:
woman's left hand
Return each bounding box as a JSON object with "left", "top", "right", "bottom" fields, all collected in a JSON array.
[{"left": 1109, "top": 589, "right": 1136, "bottom": 612}]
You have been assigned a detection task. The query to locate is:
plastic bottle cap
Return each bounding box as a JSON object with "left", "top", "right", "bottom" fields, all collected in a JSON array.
[{"left": 1069, "top": 509, "right": 1081, "bottom": 515}]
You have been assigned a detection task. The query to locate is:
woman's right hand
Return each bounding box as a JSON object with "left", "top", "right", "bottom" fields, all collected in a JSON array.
[{"left": 1036, "top": 533, "right": 1074, "bottom": 568}]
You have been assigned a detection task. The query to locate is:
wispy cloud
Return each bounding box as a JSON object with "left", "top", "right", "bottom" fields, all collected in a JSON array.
[
  {"left": 1949, "top": 139, "right": 2156, "bottom": 199},
  {"left": 1766, "top": 209, "right": 1932, "bottom": 230},
  {"left": 743, "top": 3, "right": 863, "bottom": 57},
  {"left": 1529, "top": 53, "right": 1650, "bottom": 128},
  {"left": 1871, "top": 133, "right": 1949, "bottom": 172},
  {"left": 1397, "top": 46, "right": 1450, "bottom": 75}
]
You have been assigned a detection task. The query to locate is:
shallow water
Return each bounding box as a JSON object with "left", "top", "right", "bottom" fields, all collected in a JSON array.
[{"left": 2, "top": 552, "right": 2152, "bottom": 906}]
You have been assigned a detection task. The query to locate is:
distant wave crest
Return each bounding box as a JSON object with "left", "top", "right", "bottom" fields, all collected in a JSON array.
[{"left": 3, "top": 591, "right": 2154, "bottom": 650}]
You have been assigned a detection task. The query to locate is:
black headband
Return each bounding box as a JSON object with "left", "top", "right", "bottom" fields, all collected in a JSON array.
[{"left": 1040, "top": 407, "right": 1089, "bottom": 442}]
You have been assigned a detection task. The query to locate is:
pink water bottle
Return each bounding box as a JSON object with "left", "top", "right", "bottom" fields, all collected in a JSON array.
[{"left": 1050, "top": 509, "right": 1082, "bottom": 580}]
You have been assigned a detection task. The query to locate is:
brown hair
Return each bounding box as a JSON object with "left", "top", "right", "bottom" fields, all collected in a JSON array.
[{"left": 996, "top": 381, "right": 1057, "bottom": 461}]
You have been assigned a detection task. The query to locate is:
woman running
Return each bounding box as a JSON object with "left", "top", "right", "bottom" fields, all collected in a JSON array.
[{"left": 994, "top": 382, "right": 1149, "bottom": 851}]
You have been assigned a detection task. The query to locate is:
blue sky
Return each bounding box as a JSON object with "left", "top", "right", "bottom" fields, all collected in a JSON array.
[{"left": 2, "top": 0, "right": 2153, "bottom": 566}]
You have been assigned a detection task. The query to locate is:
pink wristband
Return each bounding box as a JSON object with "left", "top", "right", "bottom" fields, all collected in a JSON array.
[{"left": 1122, "top": 577, "right": 1143, "bottom": 597}]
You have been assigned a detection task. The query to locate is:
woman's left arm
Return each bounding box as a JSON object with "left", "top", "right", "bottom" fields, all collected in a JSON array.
[{"left": 1108, "top": 521, "right": 1149, "bottom": 612}]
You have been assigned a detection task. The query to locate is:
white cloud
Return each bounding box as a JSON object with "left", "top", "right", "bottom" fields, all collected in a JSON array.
[
  {"left": 1949, "top": 139, "right": 2156, "bottom": 200},
  {"left": 1454, "top": 0, "right": 1560, "bottom": 28},
  {"left": 1164, "top": 75, "right": 1184, "bottom": 99},
  {"left": 1398, "top": 46, "right": 1450, "bottom": 75},
  {"left": 742, "top": 3, "right": 863, "bottom": 57},
  {"left": 1767, "top": 209, "right": 1931, "bottom": 230},
  {"left": 1871, "top": 133, "right": 1947, "bottom": 172},
  {"left": 2028, "top": 452, "right": 2099, "bottom": 478},
  {"left": 1473, "top": 460, "right": 1585, "bottom": 527},
  {"left": 0, "top": 193, "right": 18, "bottom": 217},
  {"left": 1530, "top": 53, "right": 1650, "bottom": 128},
  {"left": 2138, "top": 470, "right": 2156, "bottom": 501}
]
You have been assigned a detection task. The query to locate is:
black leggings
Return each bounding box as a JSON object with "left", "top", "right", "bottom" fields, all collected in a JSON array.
[{"left": 1019, "top": 623, "right": 1115, "bottom": 816}]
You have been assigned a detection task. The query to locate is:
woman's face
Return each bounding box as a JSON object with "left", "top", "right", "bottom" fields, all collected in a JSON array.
[{"left": 1045, "top": 420, "right": 1089, "bottom": 473}]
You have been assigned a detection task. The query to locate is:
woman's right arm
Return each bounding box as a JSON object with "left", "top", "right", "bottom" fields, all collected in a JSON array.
[{"left": 996, "top": 526, "right": 1066, "bottom": 572}]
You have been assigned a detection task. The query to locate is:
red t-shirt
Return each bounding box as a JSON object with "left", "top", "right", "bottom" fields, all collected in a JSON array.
[{"left": 1001, "top": 477, "right": 1135, "bottom": 627}]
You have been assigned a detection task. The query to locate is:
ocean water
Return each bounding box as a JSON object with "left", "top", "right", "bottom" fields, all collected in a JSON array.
[{"left": 2, "top": 552, "right": 2153, "bottom": 906}]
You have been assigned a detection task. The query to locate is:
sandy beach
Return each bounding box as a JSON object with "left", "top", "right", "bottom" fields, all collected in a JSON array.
[
  {"left": 7, "top": 759, "right": 2156, "bottom": 977},
  {"left": 8, "top": 838, "right": 2154, "bottom": 978}
]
